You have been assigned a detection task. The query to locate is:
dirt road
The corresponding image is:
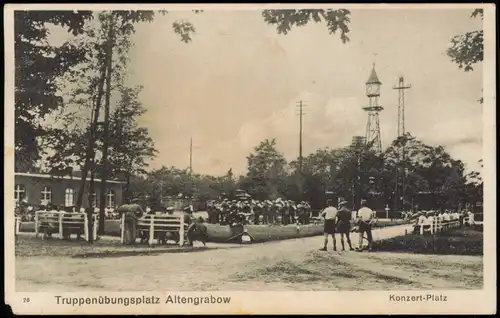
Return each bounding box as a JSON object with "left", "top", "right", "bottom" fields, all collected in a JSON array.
[{"left": 15, "top": 224, "right": 482, "bottom": 291}]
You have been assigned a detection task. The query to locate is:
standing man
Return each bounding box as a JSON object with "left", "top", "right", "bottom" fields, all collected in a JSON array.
[
  {"left": 356, "top": 199, "right": 376, "bottom": 252},
  {"left": 319, "top": 200, "right": 339, "bottom": 251},
  {"left": 337, "top": 200, "right": 354, "bottom": 251},
  {"left": 117, "top": 200, "right": 144, "bottom": 245}
]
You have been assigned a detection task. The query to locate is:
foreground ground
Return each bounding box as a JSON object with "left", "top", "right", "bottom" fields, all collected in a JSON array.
[{"left": 15, "top": 224, "right": 483, "bottom": 291}]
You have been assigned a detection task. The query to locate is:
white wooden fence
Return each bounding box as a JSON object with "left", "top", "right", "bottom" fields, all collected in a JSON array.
[
  {"left": 34, "top": 210, "right": 98, "bottom": 241},
  {"left": 419, "top": 218, "right": 461, "bottom": 235},
  {"left": 121, "top": 213, "right": 189, "bottom": 246}
]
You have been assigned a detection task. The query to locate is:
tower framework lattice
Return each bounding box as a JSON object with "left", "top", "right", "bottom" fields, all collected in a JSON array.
[
  {"left": 363, "top": 66, "right": 384, "bottom": 153},
  {"left": 393, "top": 77, "right": 411, "bottom": 213},
  {"left": 364, "top": 107, "right": 383, "bottom": 154}
]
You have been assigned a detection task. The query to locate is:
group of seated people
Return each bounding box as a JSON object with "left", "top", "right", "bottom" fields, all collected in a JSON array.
[
  {"left": 14, "top": 201, "right": 123, "bottom": 221},
  {"left": 413, "top": 209, "right": 474, "bottom": 234}
]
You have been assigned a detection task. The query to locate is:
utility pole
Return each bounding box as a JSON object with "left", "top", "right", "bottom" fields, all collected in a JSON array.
[
  {"left": 393, "top": 77, "right": 411, "bottom": 215},
  {"left": 189, "top": 137, "right": 193, "bottom": 174},
  {"left": 394, "top": 77, "right": 411, "bottom": 138},
  {"left": 296, "top": 100, "right": 306, "bottom": 172},
  {"left": 98, "top": 15, "right": 115, "bottom": 235},
  {"left": 160, "top": 179, "right": 163, "bottom": 204}
]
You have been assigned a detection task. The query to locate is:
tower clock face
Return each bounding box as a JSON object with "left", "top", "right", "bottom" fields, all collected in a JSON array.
[{"left": 366, "top": 83, "right": 381, "bottom": 96}]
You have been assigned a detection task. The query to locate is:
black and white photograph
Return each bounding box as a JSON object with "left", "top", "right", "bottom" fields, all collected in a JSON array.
[{"left": 4, "top": 3, "right": 496, "bottom": 315}]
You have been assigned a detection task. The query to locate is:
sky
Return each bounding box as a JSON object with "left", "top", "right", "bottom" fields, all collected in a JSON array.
[{"left": 49, "top": 8, "right": 484, "bottom": 177}]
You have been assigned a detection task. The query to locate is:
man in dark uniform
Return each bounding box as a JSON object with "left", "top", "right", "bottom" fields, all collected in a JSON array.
[{"left": 337, "top": 200, "right": 354, "bottom": 251}]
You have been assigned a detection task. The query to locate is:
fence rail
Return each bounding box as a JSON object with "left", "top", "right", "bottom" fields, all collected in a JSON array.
[
  {"left": 121, "top": 213, "right": 189, "bottom": 246},
  {"left": 416, "top": 218, "right": 466, "bottom": 235},
  {"left": 34, "top": 210, "right": 98, "bottom": 241}
]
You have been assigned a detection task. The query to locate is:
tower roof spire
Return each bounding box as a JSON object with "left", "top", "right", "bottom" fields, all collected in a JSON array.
[{"left": 366, "top": 65, "right": 382, "bottom": 85}]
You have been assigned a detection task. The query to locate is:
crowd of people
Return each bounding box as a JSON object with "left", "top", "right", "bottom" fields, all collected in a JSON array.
[
  {"left": 204, "top": 197, "right": 313, "bottom": 226},
  {"left": 14, "top": 200, "right": 122, "bottom": 221},
  {"left": 411, "top": 209, "right": 475, "bottom": 234}
]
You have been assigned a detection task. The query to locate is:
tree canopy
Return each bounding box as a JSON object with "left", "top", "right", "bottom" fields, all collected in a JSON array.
[
  {"left": 446, "top": 9, "right": 483, "bottom": 73},
  {"left": 132, "top": 134, "right": 481, "bottom": 212}
]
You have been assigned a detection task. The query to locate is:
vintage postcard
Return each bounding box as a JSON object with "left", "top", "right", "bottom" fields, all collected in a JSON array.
[{"left": 4, "top": 3, "right": 496, "bottom": 315}]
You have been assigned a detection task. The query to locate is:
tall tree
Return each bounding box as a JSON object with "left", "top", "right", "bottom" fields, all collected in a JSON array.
[
  {"left": 107, "top": 85, "right": 157, "bottom": 202},
  {"left": 243, "top": 139, "right": 288, "bottom": 200}
]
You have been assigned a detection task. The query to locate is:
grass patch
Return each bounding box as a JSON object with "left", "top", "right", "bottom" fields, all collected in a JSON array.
[
  {"left": 72, "top": 246, "right": 213, "bottom": 259},
  {"left": 230, "top": 252, "right": 426, "bottom": 290},
  {"left": 15, "top": 234, "right": 244, "bottom": 259},
  {"left": 233, "top": 257, "right": 353, "bottom": 284},
  {"left": 236, "top": 254, "right": 350, "bottom": 282},
  {"left": 372, "top": 227, "right": 483, "bottom": 255},
  {"left": 15, "top": 235, "right": 186, "bottom": 258}
]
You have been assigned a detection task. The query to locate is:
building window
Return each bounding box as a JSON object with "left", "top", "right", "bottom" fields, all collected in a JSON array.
[
  {"left": 88, "top": 192, "right": 97, "bottom": 207},
  {"left": 14, "top": 184, "right": 26, "bottom": 202},
  {"left": 106, "top": 189, "right": 115, "bottom": 208},
  {"left": 65, "top": 188, "right": 75, "bottom": 207},
  {"left": 41, "top": 186, "right": 52, "bottom": 204}
]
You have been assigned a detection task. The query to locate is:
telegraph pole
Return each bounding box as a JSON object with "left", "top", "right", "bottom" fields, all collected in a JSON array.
[
  {"left": 393, "top": 77, "right": 411, "bottom": 138},
  {"left": 296, "top": 101, "right": 306, "bottom": 172},
  {"left": 189, "top": 137, "right": 193, "bottom": 174},
  {"left": 393, "top": 77, "right": 411, "bottom": 214}
]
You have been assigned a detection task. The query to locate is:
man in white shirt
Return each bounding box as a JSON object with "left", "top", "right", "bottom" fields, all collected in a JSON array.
[
  {"left": 356, "top": 199, "right": 376, "bottom": 252},
  {"left": 443, "top": 211, "right": 451, "bottom": 222},
  {"left": 425, "top": 211, "right": 434, "bottom": 234},
  {"left": 466, "top": 211, "right": 474, "bottom": 226},
  {"left": 319, "top": 200, "right": 338, "bottom": 251},
  {"left": 417, "top": 212, "right": 427, "bottom": 225},
  {"left": 413, "top": 211, "right": 427, "bottom": 234}
]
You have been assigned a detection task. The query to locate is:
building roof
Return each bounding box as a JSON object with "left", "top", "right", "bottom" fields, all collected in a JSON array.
[
  {"left": 15, "top": 172, "right": 126, "bottom": 184},
  {"left": 366, "top": 67, "right": 382, "bottom": 85}
]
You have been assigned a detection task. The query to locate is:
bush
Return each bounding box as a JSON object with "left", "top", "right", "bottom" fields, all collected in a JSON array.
[{"left": 373, "top": 227, "right": 483, "bottom": 256}]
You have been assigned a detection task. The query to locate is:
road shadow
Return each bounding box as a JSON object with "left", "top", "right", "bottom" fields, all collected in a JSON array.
[{"left": 71, "top": 245, "right": 247, "bottom": 259}]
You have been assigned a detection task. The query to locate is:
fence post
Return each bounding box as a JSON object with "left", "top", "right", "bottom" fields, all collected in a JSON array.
[
  {"left": 179, "top": 213, "right": 185, "bottom": 247},
  {"left": 84, "top": 213, "right": 89, "bottom": 241},
  {"left": 149, "top": 215, "right": 155, "bottom": 247},
  {"left": 35, "top": 211, "right": 39, "bottom": 238},
  {"left": 58, "top": 212, "right": 64, "bottom": 238},
  {"left": 120, "top": 214, "right": 125, "bottom": 244},
  {"left": 15, "top": 217, "right": 20, "bottom": 236},
  {"left": 93, "top": 215, "right": 98, "bottom": 241}
]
